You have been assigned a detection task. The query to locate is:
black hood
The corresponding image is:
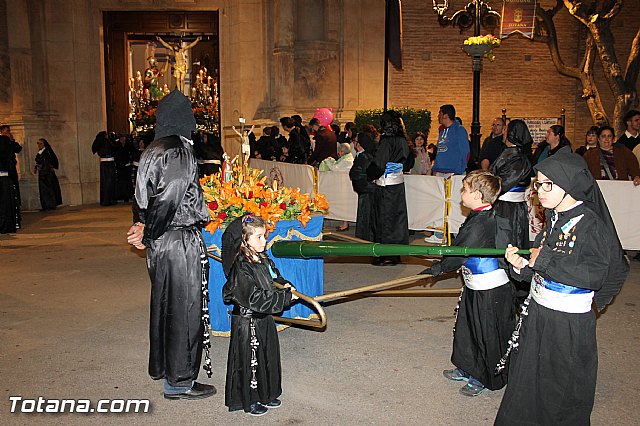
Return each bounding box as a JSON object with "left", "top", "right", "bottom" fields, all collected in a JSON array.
[{"left": 155, "top": 90, "right": 196, "bottom": 139}]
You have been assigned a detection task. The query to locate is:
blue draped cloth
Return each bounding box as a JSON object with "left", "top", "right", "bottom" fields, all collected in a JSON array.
[{"left": 202, "top": 215, "right": 324, "bottom": 334}]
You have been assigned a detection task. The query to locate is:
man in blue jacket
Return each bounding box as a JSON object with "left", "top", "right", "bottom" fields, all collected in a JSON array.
[
  {"left": 427, "top": 104, "right": 470, "bottom": 244},
  {"left": 432, "top": 104, "right": 469, "bottom": 176}
]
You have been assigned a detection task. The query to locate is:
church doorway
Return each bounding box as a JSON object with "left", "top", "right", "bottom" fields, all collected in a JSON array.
[{"left": 103, "top": 11, "right": 220, "bottom": 135}]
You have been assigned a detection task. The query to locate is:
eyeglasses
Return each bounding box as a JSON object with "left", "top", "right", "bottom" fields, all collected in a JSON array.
[{"left": 533, "top": 181, "right": 554, "bottom": 192}]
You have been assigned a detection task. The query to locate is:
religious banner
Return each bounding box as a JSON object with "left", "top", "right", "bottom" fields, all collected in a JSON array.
[
  {"left": 517, "top": 117, "right": 560, "bottom": 147},
  {"left": 500, "top": 0, "right": 538, "bottom": 39}
]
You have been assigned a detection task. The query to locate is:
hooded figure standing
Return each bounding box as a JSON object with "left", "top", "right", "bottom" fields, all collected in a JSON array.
[
  {"left": 366, "top": 110, "right": 412, "bottom": 265},
  {"left": 494, "top": 152, "right": 628, "bottom": 425},
  {"left": 490, "top": 120, "right": 534, "bottom": 301},
  {"left": 127, "top": 90, "right": 216, "bottom": 400},
  {"left": 349, "top": 131, "right": 377, "bottom": 241}
]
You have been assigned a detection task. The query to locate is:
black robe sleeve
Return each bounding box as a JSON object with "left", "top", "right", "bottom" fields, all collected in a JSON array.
[
  {"left": 511, "top": 206, "right": 623, "bottom": 311},
  {"left": 223, "top": 258, "right": 293, "bottom": 314},
  {"left": 533, "top": 212, "right": 611, "bottom": 291},
  {"left": 427, "top": 211, "right": 497, "bottom": 276},
  {"left": 349, "top": 152, "right": 376, "bottom": 194}
]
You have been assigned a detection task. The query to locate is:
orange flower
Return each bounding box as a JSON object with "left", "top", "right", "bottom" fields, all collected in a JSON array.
[{"left": 200, "top": 162, "right": 328, "bottom": 233}]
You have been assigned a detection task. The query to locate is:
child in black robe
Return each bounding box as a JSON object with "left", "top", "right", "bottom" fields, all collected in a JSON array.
[
  {"left": 421, "top": 170, "right": 514, "bottom": 397},
  {"left": 349, "top": 131, "right": 377, "bottom": 241},
  {"left": 495, "top": 152, "right": 628, "bottom": 425},
  {"left": 222, "top": 215, "right": 298, "bottom": 416}
]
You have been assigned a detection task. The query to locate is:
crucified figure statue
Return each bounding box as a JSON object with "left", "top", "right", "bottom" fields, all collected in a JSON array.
[
  {"left": 232, "top": 122, "right": 255, "bottom": 168},
  {"left": 156, "top": 36, "right": 202, "bottom": 92}
]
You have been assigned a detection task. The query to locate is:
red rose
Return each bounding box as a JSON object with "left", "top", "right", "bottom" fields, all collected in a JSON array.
[
  {"left": 279, "top": 203, "right": 287, "bottom": 210},
  {"left": 248, "top": 191, "right": 254, "bottom": 199},
  {"left": 260, "top": 201, "right": 268, "bottom": 208},
  {"left": 218, "top": 211, "right": 227, "bottom": 219},
  {"left": 290, "top": 200, "right": 295, "bottom": 205},
  {"left": 208, "top": 201, "right": 218, "bottom": 210}
]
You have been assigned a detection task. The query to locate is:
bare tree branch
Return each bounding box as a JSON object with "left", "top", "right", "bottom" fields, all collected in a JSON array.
[
  {"left": 625, "top": 28, "right": 640, "bottom": 89},
  {"left": 549, "top": 0, "right": 564, "bottom": 17},
  {"left": 601, "top": 0, "right": 623, "bottom": 20},
  {"left": 563, "top": 0, "right": 589, "bottom": 26},
  {"left": 536, "top": 8, "right": 580, "bottom": 78},
  {"left": 581, "top": 34, "right": 608, "bottom": 124}
]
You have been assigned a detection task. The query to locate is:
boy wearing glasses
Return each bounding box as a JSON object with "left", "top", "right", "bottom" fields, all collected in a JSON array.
[
  {"left": 495, "top": 152, "right": 628, "bottom": 425},
  {"left": 421, "top": 170, "right": 515, "bottom": 397}
]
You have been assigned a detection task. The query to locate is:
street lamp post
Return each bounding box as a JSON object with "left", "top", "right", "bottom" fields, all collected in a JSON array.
[{"left": 432, "top": 1, "right": 501, "bottom": 166}]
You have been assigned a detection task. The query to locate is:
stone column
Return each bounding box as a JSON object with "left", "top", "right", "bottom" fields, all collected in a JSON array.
[
  {"left": 0, "top": 0, "right": 12, "bottom": 107},
  {"left": 272, "top": 0, "right": 295, "bottom": 115}
]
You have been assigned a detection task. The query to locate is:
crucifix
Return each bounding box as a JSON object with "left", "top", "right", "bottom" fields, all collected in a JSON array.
[{"left": 231, "top": 117, "right": 255, "bottom": 169}]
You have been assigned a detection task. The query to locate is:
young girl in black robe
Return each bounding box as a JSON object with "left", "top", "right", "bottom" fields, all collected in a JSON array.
[
  {"left": 222, "top": 215, "right": 298, "bottom": 416},
  {"left": 495, "top": 152, "right": 628, "bottom": 425},
  {"left": 421, "top": 170, "right": 514, "bottom": 397}
]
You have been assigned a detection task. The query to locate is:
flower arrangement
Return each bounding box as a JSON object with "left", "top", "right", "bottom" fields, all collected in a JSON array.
[
  {"left": 463, "top": 34, "right": 501, "bottom": 61},
  {"left": 201, "top": 161, "right": 329, "bottom": 234}
]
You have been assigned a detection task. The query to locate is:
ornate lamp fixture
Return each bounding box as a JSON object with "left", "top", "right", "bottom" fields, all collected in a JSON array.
[
  {"left": 431, "top": 0, "right": 502, "bottom": 168},
  {"left": 432, "top": 0, "right": 501, "bottom": 31}
]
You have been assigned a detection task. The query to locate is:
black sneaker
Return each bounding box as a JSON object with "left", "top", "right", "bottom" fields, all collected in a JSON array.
[
  {"left": 249, "top": 402, "right": 268, "bottom": 416},
  {"left": 443, "top": 368, "right": 469, "bottom": 382},
  {"left": 459, "top": 382, "right": 485, "bottom": 397},
  {"left": 265, "top": 399, "right": 281, "bottom": 408}
]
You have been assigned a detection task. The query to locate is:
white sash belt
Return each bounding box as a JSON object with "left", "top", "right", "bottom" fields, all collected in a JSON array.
[
  {"left": 100, "top": 157, "right": 115, "bottom": 162},
  {"left": 461, "top": 267, "right": 510, "bottom": 291},
  {"left": 198, "top": 159, "right": 221, "bottom": 165},
  {"left": 0, "top": 171, "right": 8, "bottom": 176},
  {"left": 531, "top": 273, "right": 594, "bottom": 313},
  {"left": 375, "top": 171, "right": 404, "bottom": 187},
  {"left": 498, "top": 191, "right": 526, "bottom": 202}
]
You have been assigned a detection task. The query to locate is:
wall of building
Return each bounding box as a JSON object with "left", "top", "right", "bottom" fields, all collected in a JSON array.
[{"left": 1, "top": 0, "right": 639, "bottom": 210}]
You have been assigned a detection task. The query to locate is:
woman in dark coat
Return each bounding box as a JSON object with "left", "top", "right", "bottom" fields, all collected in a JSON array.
[{"left": 34, "top": 138, "right": 62, "bottom": 210}]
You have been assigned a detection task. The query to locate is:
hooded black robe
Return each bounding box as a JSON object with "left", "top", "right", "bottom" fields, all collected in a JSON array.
[
  {"left": 425, "top": 209, "right": 515, "bottom": 390},
  {"left": 490, "top": 120, "right": 533, "bottom": 251},
  {"left": 0, "top": 135, "right": 18, "bottom": 233},
  {"left": 349, "top": 132, "right": 377, "bottom": 241},
  {"left": 133, "top": 90, "right": 212, "bottom": 388},
  {"left": 92, "top": 132, "right": 117, "bottom": 206},
  {"left": 194, "top": 133, "right": 224, "bottom": 177},
  {"left": 367, "top": 111, "right": 411, "bottom": 250},
  {"left": 495, "top": 152, "right": 628, "bottom": 426},
  {"left": 35, "top": 148, "right": 62, "bottom": 210},
  {"left": 222, "top": 255, "right": 293, "bottom": 412}
]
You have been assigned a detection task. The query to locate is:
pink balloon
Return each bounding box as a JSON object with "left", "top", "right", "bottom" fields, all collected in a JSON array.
[{"left": 313, "top": 108, "right": 334, "bottom": 127}]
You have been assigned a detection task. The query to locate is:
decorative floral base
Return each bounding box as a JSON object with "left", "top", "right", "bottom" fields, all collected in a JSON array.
[{"left": 463, "top": 43, "right": 492, "bottom": 57}]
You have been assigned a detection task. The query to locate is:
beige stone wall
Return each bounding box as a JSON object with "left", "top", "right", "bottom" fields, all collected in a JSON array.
[{"left": 1, "top": 0, "right": 638, "bottom": 210}]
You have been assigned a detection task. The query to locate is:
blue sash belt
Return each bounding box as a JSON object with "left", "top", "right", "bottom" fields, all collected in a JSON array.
[
  {"left": 463, "top": 257, "right": 500, "bottom": 274},
  {"left": 542, "top": 277, "right": 591, "bottom": 294},
  {"left": 507, "top": 186, "right": 527, "bottom": 193},
  {"left": 384, "top": 162, "right": 403, "bottom": 177}
]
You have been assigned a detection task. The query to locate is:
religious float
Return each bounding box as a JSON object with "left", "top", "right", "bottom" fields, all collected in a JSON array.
[{"left": 200, "top": 159, "right": 329, "bottom": 335}]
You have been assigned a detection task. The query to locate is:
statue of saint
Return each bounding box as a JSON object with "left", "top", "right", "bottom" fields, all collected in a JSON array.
[
  {"left": 156, "top": 36, "right": 202, "bottom": 92},
  {"left": 143, "top": 56, "right": 169, "bottom": 100}
]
